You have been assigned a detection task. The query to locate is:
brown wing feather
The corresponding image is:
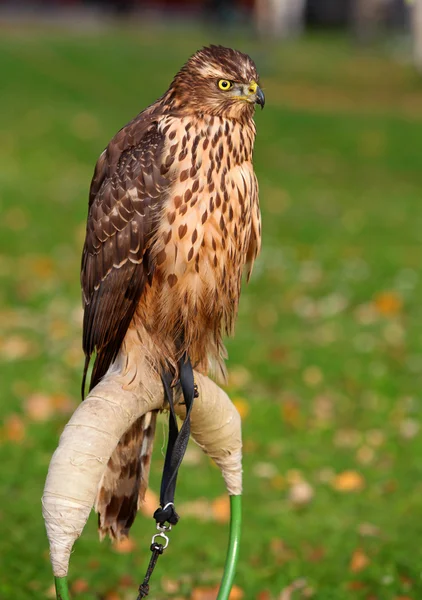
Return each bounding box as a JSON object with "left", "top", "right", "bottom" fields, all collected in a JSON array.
[{"left": 81, "top": 112, "right": 171, "bottom": 394}]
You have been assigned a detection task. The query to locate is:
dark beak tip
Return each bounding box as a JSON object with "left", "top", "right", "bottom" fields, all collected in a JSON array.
[{"left": 256, "top": 87, "right": 265, "bottom": 110}]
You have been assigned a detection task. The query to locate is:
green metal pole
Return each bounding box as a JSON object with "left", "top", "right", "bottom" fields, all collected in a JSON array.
[
  {"left": 217, "top": 494, "right": 242, "bottom": 600},
  {"left": 55, "top": 576, "right": 71, "bottom": 600}
]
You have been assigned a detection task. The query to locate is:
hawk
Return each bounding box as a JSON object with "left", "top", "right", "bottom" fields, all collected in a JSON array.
[{"left": 81, "top": 45, "right": 264, "bottom": 539}]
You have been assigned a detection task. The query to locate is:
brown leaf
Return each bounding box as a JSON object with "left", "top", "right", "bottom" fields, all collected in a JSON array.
[
  {"left": 104, "top": 592, "right": 121, "bottom": 600},
  {"left": 349, "top": 548, "right": 370, "bottom": 573},
  {"left": 112, "top": 536, "right": 136, "bottom": 554},
  {"left": 0, "top": 335, "right": 34, "bottom": 360},
  {"left": 281, "top": 398, "right": 302, "bottom": 428},
  {"left": 3, "top": 414, "right": 26, "bottom": 443},
  {"left": 374, "top": 291, "right": 402, "bottom": 316},
  {"left": 139, "top": 488, "right": 159, "bottom": 518},
  {"left": 71, "top": 579, "right": 89, "bottom": 594},
  {"left": 257, "top": 592, "right": 271, "bottom": 600},
  {"left": 346, "top": 581, "right": 366, "bottom": 591},
  {"left": 25, "top": 393, "right": 74, "bottom": 422},
  {"left": 270, "top": 539, "right": 296, "bottom": 563},
  {"left": 25, "top": 393, "right": 55, "bottom": 422},
  {"left": 332, "top": 471, "right": 365, "bottom": 492},
  {"left": 212, "top": 495, "right": 230, "bottom": 523},
  {"left": 118, "top": 574, "right": 134, "bottom": 588}
]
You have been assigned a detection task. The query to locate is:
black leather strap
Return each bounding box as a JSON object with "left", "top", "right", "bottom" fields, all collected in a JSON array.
[{"left": 153, "top": 355, "right": 195, "bottom": 526}]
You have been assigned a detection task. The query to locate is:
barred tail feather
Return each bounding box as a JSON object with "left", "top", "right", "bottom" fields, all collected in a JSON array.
[{"left": 95, "top": 410, "right": 158, "bottom": 540}]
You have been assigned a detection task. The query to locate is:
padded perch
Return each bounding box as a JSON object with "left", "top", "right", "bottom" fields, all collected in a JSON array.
[{"left": 42, "top": 362, "right": 242, "bottom": 578}]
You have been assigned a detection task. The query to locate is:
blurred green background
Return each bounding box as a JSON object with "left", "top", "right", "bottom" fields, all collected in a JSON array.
[{"left": 1, "top": 18, "right": 422, "bottom": 600}]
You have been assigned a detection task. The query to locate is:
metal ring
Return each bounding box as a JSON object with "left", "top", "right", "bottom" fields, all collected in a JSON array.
[
  {"left": 152, "top": 532, "right": 169, "bottom": 549},
  {"left": 156, "top": 522, "right": 172, "bottom": 532},
  {"left": 162, "top": 502, "right": 174, "bottom": 511}
]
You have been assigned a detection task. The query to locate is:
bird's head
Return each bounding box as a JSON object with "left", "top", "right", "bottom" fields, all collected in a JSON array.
[{"left": 167, "top": 45, "right": 264, "bottom": 120}]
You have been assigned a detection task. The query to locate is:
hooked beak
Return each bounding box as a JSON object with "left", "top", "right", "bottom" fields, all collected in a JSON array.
[{"left": 255, "top": 86, "right": 265, "bottom": 109}]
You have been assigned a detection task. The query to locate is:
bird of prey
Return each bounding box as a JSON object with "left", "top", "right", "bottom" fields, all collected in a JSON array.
[{"left": 81, "top": 45, "right": 264, "bottom": 540}]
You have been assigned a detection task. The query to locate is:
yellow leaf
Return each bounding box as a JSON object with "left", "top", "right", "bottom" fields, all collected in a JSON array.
[
  {"left": 232, "top": 397, "right": 250, "bottom": 419},
  {"left": 332, "top": 470, "right": 365, "bottom": 492},
  {"left": 374, "top": 291, "right": 402, "bottom": 316},
  {"left": 191, "top": 585, "right": 243, "bottom": 600}
]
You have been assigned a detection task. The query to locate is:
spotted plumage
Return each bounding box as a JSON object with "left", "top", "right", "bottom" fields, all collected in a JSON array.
[{"left": 81, "top": 45, "right": 263, "bottom": 539}]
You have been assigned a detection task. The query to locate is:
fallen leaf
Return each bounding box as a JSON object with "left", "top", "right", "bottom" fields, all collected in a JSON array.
[
  {"left": 212, "top": 495, "right": 230, "bottom": 523},
  {"left": 399, "top": 419, "right": 419, "bottom": 440},
  {"left": 119, "top": 574, "right": 134, "bottom": 588},
  {"left": 270, "top": 475, "right": 286, "bottom": 490},
  {"left": 112, "top": 536, "right": 136, "bottom": 554},
  {"left": 356, "top": 445, "right": 375, "bottom": 465},
  {"left": 281, "top": 398, "right": 302, "bottom": 427},
  {"left": 3, "top": 414, "right": 26, "bottom": 443},
  {"left": 178, "top": 498, "right": 213, "bottom": 521},
  {"left": 104, "top": 592, "right": 120, "bottom": 600},
  {"left": 334, "top": 429, "right": 361, "bottom": 448},
  {"left": 71, "top": 579, "right": 89, "bottom": 594},
  {"left": 374, "top": 291, "right": 402, "bottom": 316},
  {"left": 286, "top": 469, "right": 303, "bottom": 486},
  {"left": 333, "top": 471, "right": 365, "bottom": 492},
  {"left": 191, "top": 585, "right": 243, "bottom": 600},
  {"left": 304, "top": 544, "right": 325, "bottom": 563},
  {"left": 358, "top": 522, "right": 381, "bottom": 538},
  {"left": 279, "top": 578, "right": 307, "bottom": 599},
  {"left": 140, "top": 488, "right": 159, "bottom": 518},
  {"left": 349, "top": 548, "right": 370, "bottom": 573},
  {"left": 270, "top": 539, "right": 296, "bottom": 563},
  {"left": 227, "top": 365, "right": 251, "bottom": 388},
  {"left": 365, "top": 429, "right": 385, "bottom": 447},
  {"left": 25, "top": 393, "right": 55, "bottom": 422},
  {"left": 253, "top": 462, "right": 278, "bottom": 479},
  {"left": 230, "top": 586, "right": 244, "bottom": 600},
  {"left": 288, "top": 481, "right": 314, "bottom": 507},
  {"left": 302, "top": 366, "right": 323, "bottom": 387},
  {"left": 347, "top": 581, "right": 366, "bottom": 591},
  {"left": 30, "top": 256, "right": 55, "bottom": 279},
  {"left": 0, "top": 335, "right": 34, "bottom": 360},
  {"left": 257, "top": 591, "right": 271, "bottom": 600},
  {"left": 162, "top": 577, "right": 180, "bottom": 593},
  {"left": 233, "top": 397, "right": 250, "bottom": 419},
  {"left": 45, "top": 584, "right": 56, "bottom": 598}
]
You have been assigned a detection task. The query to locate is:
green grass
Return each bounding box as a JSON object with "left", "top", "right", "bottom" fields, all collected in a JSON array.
[{"left": 1, "top": 24, "right": 422, "bottom": 600}]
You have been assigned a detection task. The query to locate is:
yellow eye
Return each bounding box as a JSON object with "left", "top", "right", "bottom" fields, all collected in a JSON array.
[{"left": 218, "top": 79, "right": 232, "bottom": 91}]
